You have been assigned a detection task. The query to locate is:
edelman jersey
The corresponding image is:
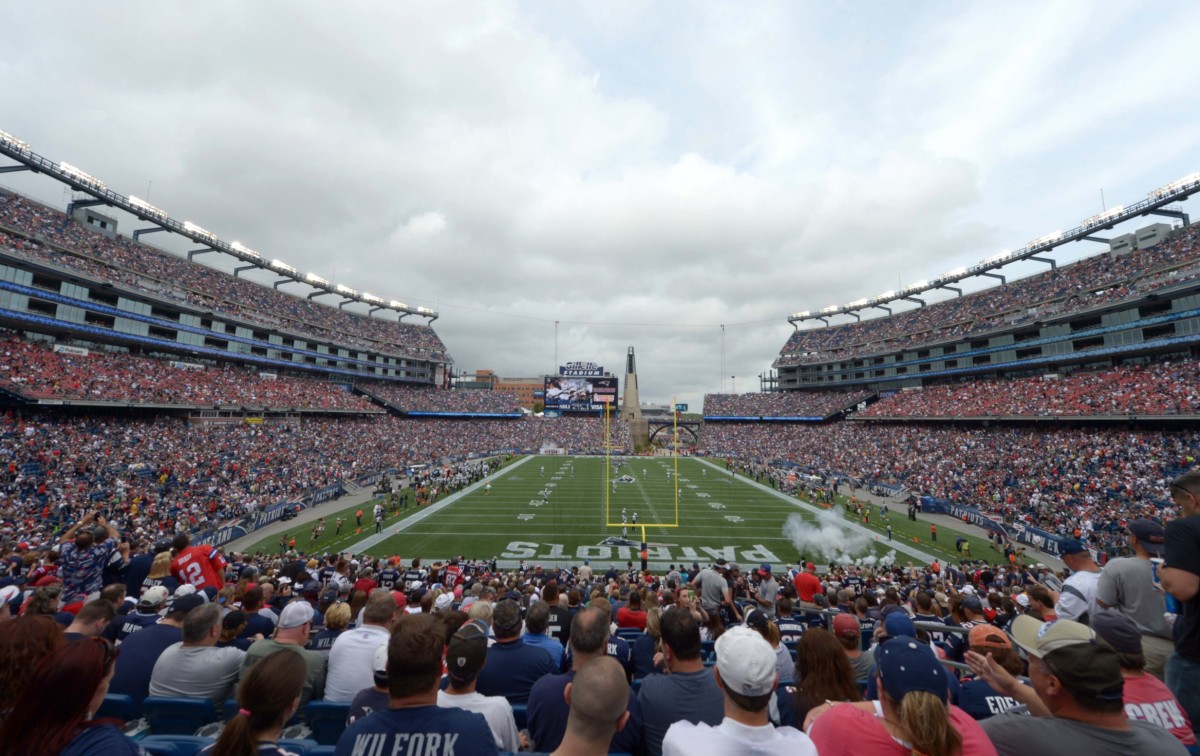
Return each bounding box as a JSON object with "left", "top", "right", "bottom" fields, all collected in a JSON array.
[{"left": 170, "top": 545, "right": 226, "bottom": 590}]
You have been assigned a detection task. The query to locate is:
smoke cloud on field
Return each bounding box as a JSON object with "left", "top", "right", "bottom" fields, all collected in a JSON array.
[{"left": 783, "top": 509, "right": 897, "bottom": 567}]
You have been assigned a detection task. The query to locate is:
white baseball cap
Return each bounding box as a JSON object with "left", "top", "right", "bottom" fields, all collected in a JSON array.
[
  {"left": 278, "top": 600, "right": 315, "bottom": 630},
  {"left": 714, "top": 625, "right": 778, "bottom": 697}
]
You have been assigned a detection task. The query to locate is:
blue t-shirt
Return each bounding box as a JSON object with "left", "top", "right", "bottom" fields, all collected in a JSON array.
[
  {"left": 60, "top": 722, "right": 142, "bottom": 755},
  {"left": 238, "top": 612, "right": 276, "bottom": 640},
  {"left": 108, "top": 623, "right": 182, "bottom": 705},
  {"left": 958, "top": 678, "right": 1020, "bottom": 720},
  {"left": 102, "top": 611, "right": 161, "bottom": 644},
  {"left": 334, "top": 704, "right": 498, "bottom": 756},
  {"left": 527, "top": 670, "right": 643, "bottom": 755},
  {"left": 631, "top": 633, "right": 661, "bottom": 678},
  {"left": 474, "top": 638, "right": 558, "bottom": 704}
]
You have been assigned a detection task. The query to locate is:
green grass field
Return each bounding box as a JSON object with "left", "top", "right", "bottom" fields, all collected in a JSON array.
[{"left": 244, "top": 456, "right": 1022, "bottom": 569}]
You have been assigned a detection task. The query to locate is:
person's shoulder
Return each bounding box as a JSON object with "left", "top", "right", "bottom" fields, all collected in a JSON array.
[
  {"left": 1129, "top": 718, "right": 1191, "bottom": 750},
  {"left": 529, "top": 670, "right": 569, "bottom": 696},
  {"left": 61, "top": 723, "right": 139, "bottom": 755}
]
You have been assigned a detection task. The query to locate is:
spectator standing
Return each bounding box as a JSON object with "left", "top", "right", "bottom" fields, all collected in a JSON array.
[
  {"left": 239, "top": 600, "right": 326, "bottom": 708},
  {"left": 0, "top": 637, "right": 141, "bottom": 755},
  {"left": 474, "top": 598, "right": 558, "bottom": 704},
  {"left": 1162, "top": 470, "right": 1200, "bottom": 727},
  {"left": 793, "top": 562, "right": 821, "bottom": 608},
  {"left": 972, "top": 615, "right": 1186, "bottom": 754},
  {"left": 1095, "top": 518, "right": 1173, "bottom": 679},
  {"left": 1055, "top": 540, "right": 1102, "bottom": 624},
  {"left": 437, "top": 619, "right": 520, "bottom": 752},
  {"left": 57, "top": 513, "right": 121, "bottom": 603},
  {"left": 662, "top": 625, "right": 816, "bottom": 755},
  {"left": 169, "top": 533, "right": 226, "bottom": 592},
  {"left": 753, "top": 564, "right": 779, "bottom": 619},
  {"left": 334, "top": 613, "right": 498, "bottom": 756},
  {"left": 638, "top": 606, "right": 724, "bottom": 756},
  {"left": 149, "top": 603, "right": 244, "bottom": 705},
  {"left": 325, "top": 589, "right": 397, "bottom": 701}
]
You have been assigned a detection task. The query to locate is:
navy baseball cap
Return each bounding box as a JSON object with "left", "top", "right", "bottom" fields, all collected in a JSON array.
[
  {"left": 884, "top": 612, "right": 916, "bottom": 638},
  {"left": 1058, "top": 540, "right": 1088, "bottom": 556},
  {"left": 877, "top": 636, "right": 948, "bottom": 704},
  {"left": 1127, "top": 519, "right": 1165, "bottom": 556}
]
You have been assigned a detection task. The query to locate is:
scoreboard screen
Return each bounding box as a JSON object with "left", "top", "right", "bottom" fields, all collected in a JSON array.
[{"left": 544, "top": 376, "right": 618, "bottom": 411}]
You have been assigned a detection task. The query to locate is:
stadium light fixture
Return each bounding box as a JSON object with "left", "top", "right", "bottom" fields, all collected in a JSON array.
[
  {"left": 416, "top": 306, "right": 435, "bottom": 315},
  {"left": 335, "top": 283, "right": 357, "bottom": 296},
  {"left": 847, "top": 298, "right": 869, "bottom": 308},
  {"left": 0, "top": 130, "right": 30, "bottom": 152},
  {"left": 58, "top": 162, "right": 106, "bottom": 190},
  {"left": 361, "top": 292, "right": 384, "bottom": 304},
  {"left": 269, "top": 259, "right": 298, "bottom": 274},
  {"left": 389, "top": 300, "right": 409, "bottom": 309},
  {"left": 1027, "top": 230, "right": 1062, "bottom": 248},
  {"left": 182, "top": 221, "right": 216, "bottom": 242},
  {"left": 940, "top": 266, "right": 967, "bottom": 280},
  {"left": 819, "top": 305, "right": 839, "bottom": 314},
  {"left": 793, "top": 310, "right": 810, "bottom": 318},
  {"left": 1150, "top": 172, "right": 1200, "bottom": 199},
  {"left": 980, "top": 250, "right": 1010, "bottom": 266},
  {"left": 877, "top": 290, "right": 896, "bottom": 300},
  {"left": 905, "top": 280, "right": 929, "bottom": 292},
  {"left": 127, "top": 195, "right": 167, "bottom": 220},
  {"left": 230, "top": 241, "right": 260, "bottom": 258},
  {"left": 305, "top": 272, "right": 330, "bottom": 286},
  {"left": 1080, "top": 206, "right": 1124, "bottom": 228}
]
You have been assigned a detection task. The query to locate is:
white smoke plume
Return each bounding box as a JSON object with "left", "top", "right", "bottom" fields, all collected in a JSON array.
[{"left": 782, "top": 508, "right": 896, "bottom": 567}]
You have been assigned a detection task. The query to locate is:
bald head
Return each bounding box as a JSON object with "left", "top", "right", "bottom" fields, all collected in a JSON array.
[{"left": 564, "top": 656, "right": 630, "bottom": 743}]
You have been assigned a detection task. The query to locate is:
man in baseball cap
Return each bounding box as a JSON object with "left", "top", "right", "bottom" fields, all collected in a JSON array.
[
  {"left": 752, "top": 563, "right": 779, "bottom": 619},
  {"left": 975, "top": 615, "right": 1187, "bottom": 753},
  {"left": 832, "top": 613, "right": 873, "bottom": 682},
  {"left": 662, "top": 625, "right": 815, "bottom": 754},
  {"left": 1054, "top": 540, "right": 1102, "bottom": 624},
  {"left": 239, "top": 600, "right": 327, "bottom": 707},
  {"left": 102, "top": 585, "right": 168, "bottom": 644},
  {"left": 1096, "top": 518, "right": 1173, "bottom": 679},
  {"left": 438, "top": 620, "right": 519, "bottom": 751}
]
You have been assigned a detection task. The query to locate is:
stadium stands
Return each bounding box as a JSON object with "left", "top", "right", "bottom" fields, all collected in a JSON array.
[
  {"left": 703, "top": 389, "right": 873, "bottom": 418},
  {"left": 362, "top": 381, "right": 523, "bottom": 415},
  {"left": 701, "top": 421, "right": 1194, "bottom": 550},
  {"left": 775, "top": 223, "right": 1200, "bottom": 367},
  {"left": 0, "top": 334, "right": 376, "bottom": 411},
  {"left": 0, "top": 191, "right": 449, "bottom": 362},
  {"left": 858, "top": 358, "right": 1200, "bottom": 418}
]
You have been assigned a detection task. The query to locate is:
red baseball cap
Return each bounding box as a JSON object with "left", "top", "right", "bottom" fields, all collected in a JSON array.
[{"left": 832, "top": 613, "right": 861, "bottom": 639}]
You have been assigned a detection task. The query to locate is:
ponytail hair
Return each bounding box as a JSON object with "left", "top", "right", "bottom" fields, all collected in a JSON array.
[
  {"left": 897, "top": 690, "right": 961, "bottom": 756},
  {"left": 211, "top": 649, "right": 306, "bottom": 756}
]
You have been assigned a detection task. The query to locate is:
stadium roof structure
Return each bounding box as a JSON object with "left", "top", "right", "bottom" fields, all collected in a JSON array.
[
  {"left": 789, "top": 171, "right": 1200, "bottom": 326},
  {"left": 0, "top": 129, "right": 437, "bottom": 323}
]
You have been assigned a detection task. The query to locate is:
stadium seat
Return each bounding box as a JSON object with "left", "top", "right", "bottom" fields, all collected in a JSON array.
[
  {"left": 305, "top": 700, "right": 351, "bottom": 745},
  {"left": 138, "top": 735, "right": 213, "bottom": 756},
  {"left": 279, "top": 738, "right": 318, "bottom": 755},
  {"left": 308, "top": 748, "right": 337, "bottom": 756},
  {"left": 222, "top": 698, "right": 239, "bottom": 721},
  {"left": 142, "top": 696, "right": 217, "bottom": 736},
  {"left": 510, "top": 702, "right": 528, "bottom": 730},
  {"left": 97, "top": 693, "right": 139, "bottom": 723}
]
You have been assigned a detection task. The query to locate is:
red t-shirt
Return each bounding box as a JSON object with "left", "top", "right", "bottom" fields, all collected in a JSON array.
[
  {"left": 616, "top": 606, "right": 648, "bottom": 630},
  {"left": 794, "top": 571, "right": 822, "bottom": 602},
  {"left": 353, "top": 578, "right": 378, "bottom": 595},
  {"left": 809, "top": 703, "right": 998, "bottom": 756},
  {"left": 170, "top": 545, "right": 226, "bottom": 590},
  {"left": 1122, "top": 671, "right": 1197, "bottom": 745}
]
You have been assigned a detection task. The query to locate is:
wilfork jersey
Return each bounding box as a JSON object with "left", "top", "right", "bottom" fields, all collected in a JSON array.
[{"left": 170, "top": 545, "right": 226, "bottom": 590}]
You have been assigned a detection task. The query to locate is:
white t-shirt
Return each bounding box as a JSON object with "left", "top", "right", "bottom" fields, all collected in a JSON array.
[
  {"left": 324, "top": 624, "right": 390, "bottom": 701},
  {"left": 437, "top": 689, "right": 520, "bottom": 752},
  {"left": 663, "top": 718, "right": 817, "bottom": 756},
  {"left": 1056, "top": 569, "right": 1102, "bottom": 622}
]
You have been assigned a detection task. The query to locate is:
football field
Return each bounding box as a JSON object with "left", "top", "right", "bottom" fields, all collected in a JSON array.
[{"left": 244, "top": 455, "right": 1003, "bottom": 568}]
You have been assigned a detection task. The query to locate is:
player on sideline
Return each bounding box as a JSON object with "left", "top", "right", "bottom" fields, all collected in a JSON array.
[
  {"left": 632, "top": 513, "right": 639, "bottom": 525},
  {"left": 622, "top": 509, "right": 628, "bottom": 539}
]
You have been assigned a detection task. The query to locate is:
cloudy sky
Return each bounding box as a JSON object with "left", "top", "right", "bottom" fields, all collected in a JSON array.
[{"left": 3, "top": 2, "right": 1200, "bottom": 407}]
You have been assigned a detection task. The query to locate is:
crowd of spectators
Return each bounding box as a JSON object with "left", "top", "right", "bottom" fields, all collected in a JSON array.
[
  {"left": 776, "top": 223, "right": 1200, "bottom": 367},
  {"left": 363, "top": 382, "right": 523, "bottom": 415},
  {"left": 0, "top": 190, "right": 450, "bottom": 362},
  {"left": 0, "top": 334, "right": 376, "bottom": 411},
  {"left": 0, "top": 410, "right": 630, "bottom": 551},
  {"left": 704, "top": 390, "right": 873, "bottom": 418},
  {"left": 859, "top": 358, "right": 1200, "bottom": 418},
  {"left": 1, "top": 519, "right": 1195, "bottom": 753},
  {"left": 702, "top": 421, "right": 1197, "bottom": 551}
]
